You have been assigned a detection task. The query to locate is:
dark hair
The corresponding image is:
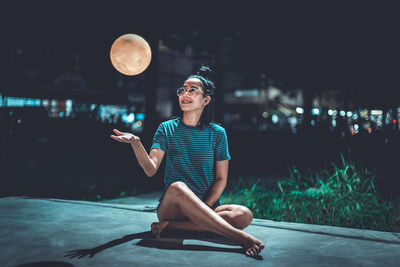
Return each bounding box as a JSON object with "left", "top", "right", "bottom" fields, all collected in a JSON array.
[
  {"left": 182, "top": 65, "right": 216, "bottom": 129},
  {"left": 187, "top": 66, "right": 216, "bottom": 97}
]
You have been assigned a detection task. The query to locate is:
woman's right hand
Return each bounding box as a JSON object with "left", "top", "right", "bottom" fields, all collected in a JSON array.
[{"left": 110, "top": 129, "right": 140, "bottom": 144}]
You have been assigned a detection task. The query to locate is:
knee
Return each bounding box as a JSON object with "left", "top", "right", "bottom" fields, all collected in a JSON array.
[
  {"left": 167, "top": 181, "right": 189, "bottom": 197},
  {"left": 231, "top": 206, "right": 253, "bottom": 230}
]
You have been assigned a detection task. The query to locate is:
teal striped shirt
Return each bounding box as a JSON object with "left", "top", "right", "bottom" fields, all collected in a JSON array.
[{"left": 151, "top": 117, "right": 231, "bottom": 202}]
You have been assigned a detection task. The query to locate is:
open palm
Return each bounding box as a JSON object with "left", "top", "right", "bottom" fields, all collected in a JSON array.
[{"left": 110, "top": 129, "right": 140, "bottom": 144}]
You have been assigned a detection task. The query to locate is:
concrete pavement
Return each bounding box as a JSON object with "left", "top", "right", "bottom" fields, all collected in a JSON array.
[{"left": 1, "top": 192, "right": 399, "bottom": 266}]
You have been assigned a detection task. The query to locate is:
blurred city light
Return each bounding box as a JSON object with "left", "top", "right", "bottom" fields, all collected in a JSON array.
[
  {"left": 66, "top": 100, "right": 73, "bottom": 116},
  {"left": 312, "top": 108, "right": 320, "bottom": 116},
  {"left": 0, "top": 95, "right": 41, "bottom": 107},
  {"left": 136, "top": 113, "right": 145, "bottom": 120},
  {"left": 1, "top": 93, "right": 398, "bottom": 136},
  {"left": 234, "top": 89, "right": 258, "bottom": 98},
  {"left": 271, "top": 114, "right": 279, "bottom": 124},
  {"left": 288, "top": 117, "right": 297, "bottom": 125},
  {"left": 135, "top": 120, "right": 143, "bottom": 128},
  {"left": 0, "top": 94, "right": 145, "bottom": 132},
  {"left": 371, "top": 110, "right": 383, "bottom": 115},
  {"left": 296, "top": 107, "right": 304, "bottom": 114},
  {"left": 360, "top": 109, "right": 369, "bottom": 118},
  {"left": 127, "top": 113, "right": 135, "bottom": 123}
]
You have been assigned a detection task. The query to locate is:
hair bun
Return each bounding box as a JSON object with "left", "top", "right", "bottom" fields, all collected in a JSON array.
[{"left": 196, "top": 65, "right": 213, "bottom": 80}]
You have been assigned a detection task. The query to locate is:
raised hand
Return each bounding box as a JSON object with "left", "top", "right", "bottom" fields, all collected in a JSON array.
[{"left": 110, "top": 129, "right": 140, "bottom": 144}]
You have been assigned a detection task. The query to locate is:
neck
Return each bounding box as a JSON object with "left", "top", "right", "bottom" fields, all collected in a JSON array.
[{"left": 182, "top": 110, "right": 203, "bottom": 126}]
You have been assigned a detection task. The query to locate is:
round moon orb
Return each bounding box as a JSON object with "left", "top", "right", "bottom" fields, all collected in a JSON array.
[{"left": 110, "top": 34, "right": 152, "bottom": 76}]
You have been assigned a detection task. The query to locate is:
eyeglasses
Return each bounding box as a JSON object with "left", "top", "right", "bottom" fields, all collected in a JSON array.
[{"left": 176, "top": 87, "right": 204, "bottom": 97}]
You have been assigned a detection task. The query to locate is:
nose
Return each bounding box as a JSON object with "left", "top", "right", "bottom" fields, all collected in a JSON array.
[{"left": 182, "top": 91, "right": 192, "bottom": 98}]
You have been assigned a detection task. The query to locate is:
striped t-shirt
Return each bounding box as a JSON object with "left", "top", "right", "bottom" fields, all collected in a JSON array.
[{"left": 151, "top": 117, "right": 231, "bottom": 202}]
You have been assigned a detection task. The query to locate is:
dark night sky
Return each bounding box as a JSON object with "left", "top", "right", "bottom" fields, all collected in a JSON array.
[{"left": 1, "top": 1, "right": 399, "bottom": 104}]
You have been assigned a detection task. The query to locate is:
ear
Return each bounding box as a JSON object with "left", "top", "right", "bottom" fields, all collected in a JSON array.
[{"left": 203, "top": 96, "right": 211, "bottom": 106}]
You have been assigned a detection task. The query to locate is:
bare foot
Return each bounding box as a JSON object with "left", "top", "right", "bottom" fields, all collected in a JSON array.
[
  {"left": 237, "top": 232, "right": 265, "bottom": 257},
  {"left": 151, "top": 221, "right": 170, "bottom": 238}
]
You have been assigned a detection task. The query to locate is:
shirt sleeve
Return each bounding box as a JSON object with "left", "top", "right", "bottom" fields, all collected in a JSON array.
[
  {"left": 151, "top": 123, "right": 167, "bottom": 152},
  {"left": 215, "top": 128, "right": 231, "bottom": 161}
]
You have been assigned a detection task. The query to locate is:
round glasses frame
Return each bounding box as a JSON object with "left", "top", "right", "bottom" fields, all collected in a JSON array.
[{"left": 176, "top": 87, "right": 205, "bottom": 97}]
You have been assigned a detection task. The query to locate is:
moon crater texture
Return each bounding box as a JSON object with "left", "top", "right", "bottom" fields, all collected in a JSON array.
[{"left": 110, "top": 34, "right": 152, "bottom": 76}]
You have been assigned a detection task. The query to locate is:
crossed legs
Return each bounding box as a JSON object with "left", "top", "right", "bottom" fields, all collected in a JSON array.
[
  {"left": 152, "top": 204, "right": 253, "bottom": 233},
  {"left": 151, "top": 181, "right": 264, "bottom": 257}
]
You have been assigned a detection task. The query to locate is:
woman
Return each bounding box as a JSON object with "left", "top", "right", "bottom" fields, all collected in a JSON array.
[{"left": 110, "top": 66, "right": 264, "bottom": 257}]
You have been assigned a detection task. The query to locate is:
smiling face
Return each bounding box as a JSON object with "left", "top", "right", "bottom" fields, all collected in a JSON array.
[{"left": 179, "top": 78, "right": 211, "bottom": 112}]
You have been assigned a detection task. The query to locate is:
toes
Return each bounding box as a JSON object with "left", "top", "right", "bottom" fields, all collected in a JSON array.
[
  {"left": 151, "top": 223, "right": 159, "bottom": 230},
  {"left": 246, "top": 247, "right": 257, "bottom": 257},
  {"left": 257, "top": 240, "right": 265, "bottom": 249},
  {"left": 246, "top": 249, "right": 254, "bottom": 257},
  {"left": 244, "top": 239, "right": 264, "bottom": 257},
  {"left": 151, "top": 223, "right": 160, "bottom": 237},
  {"left": 246, "top": 244, "right": 261, "bottom": 257}
]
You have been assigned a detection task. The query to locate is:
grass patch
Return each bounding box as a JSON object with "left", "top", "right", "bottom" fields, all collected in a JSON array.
[{"left": 222, "top": 154, "right": 400, "bottom": 232}]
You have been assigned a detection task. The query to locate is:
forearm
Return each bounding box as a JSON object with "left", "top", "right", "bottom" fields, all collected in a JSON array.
[
  {"left": 130, "top": 140, "right": 156, "bottom": 177},
  {"left": 204, "top": 178, "right": 227, "bottom": 206}
]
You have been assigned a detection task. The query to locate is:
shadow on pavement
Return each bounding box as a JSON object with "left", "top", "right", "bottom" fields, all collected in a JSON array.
[{"left": 65, "top": 230, "right": 263, "bottom": 260}]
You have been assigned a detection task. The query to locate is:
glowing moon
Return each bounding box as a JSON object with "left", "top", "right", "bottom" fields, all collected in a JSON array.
[{"left": 110, "top": 34, "right": 152, "bottom": 76}]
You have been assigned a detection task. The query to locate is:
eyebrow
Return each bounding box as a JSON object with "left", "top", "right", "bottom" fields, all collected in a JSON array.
[{"left": 183, "top": 84, "right": 199, "bottom": 89}]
